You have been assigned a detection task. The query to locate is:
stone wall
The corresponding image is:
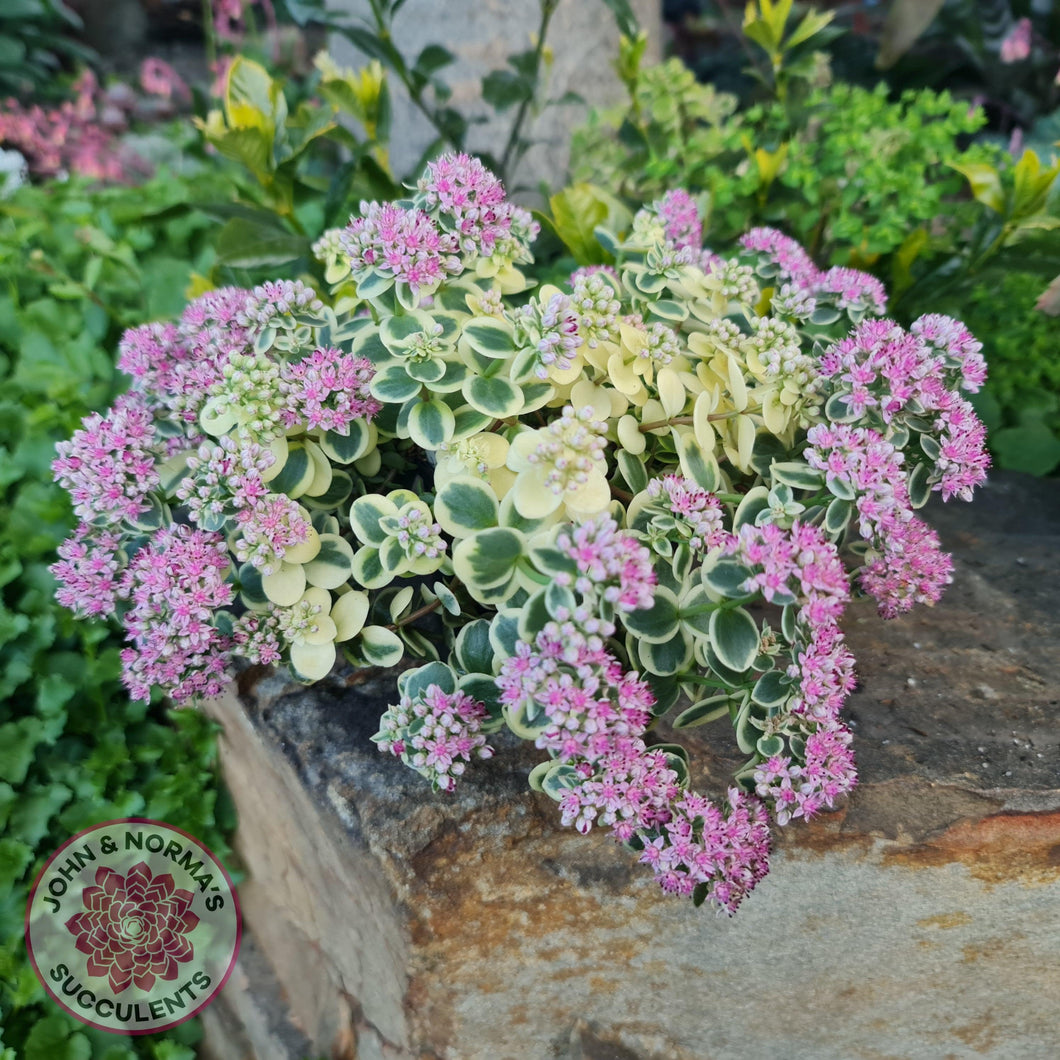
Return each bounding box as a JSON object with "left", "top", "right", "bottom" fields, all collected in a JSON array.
[
  {"left": 328, "top": 0, "right": 663, "bottom": 191},
  {"left": 200, "top": 471, "right": 1060, "bottom": 1060}
]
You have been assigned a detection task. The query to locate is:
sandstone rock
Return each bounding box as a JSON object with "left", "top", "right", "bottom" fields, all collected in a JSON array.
[{"left": 201, "top": 472, "right": 1060, "bottom": 1060}]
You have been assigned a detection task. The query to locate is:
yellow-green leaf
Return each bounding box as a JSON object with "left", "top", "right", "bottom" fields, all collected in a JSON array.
[{"left": 950, "top": 162, "right": 1004, "bottom": 214}]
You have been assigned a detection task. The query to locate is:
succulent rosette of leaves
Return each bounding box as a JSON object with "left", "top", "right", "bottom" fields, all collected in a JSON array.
[{"left": 52, "top": 154, "right": 990, "bottom": 914}]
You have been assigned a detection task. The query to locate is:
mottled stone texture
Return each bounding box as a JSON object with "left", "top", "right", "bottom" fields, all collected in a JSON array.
[
  {"left": 201, "top": 472, "right": 1060, "bottom": 1060},
  {"left": 329, "top": 0, "right": 662, "bottom": 191}
]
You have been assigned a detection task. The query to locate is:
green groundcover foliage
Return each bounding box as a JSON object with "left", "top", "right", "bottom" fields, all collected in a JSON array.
[{"left": 0, "top": 171, "right": 236, "bottom": 1057}]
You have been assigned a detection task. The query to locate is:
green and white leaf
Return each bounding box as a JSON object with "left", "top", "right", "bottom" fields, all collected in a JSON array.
[
  {"left": 709, "top": 606, "right": 760, "bottom": 673},
  {"left": 331, "top": 589, "right": 370, "bottom": 641},
  {"left": 452, "top": 527, "right": 526, "bottom": 590},
  {"left": 622, "top": 586, "right": 680, "bottom": 643},
  {"left": 672, "top": 694, "right": 731, "bottom": 729},
  {"left": 359, "top": 625, "right": 405, "bottom": 667},
  {"left": 435, "top": 476, "right": 500, "bottom": 538},
  {"left": 349, "top": 494, "right": 397, "bottom": 547}
]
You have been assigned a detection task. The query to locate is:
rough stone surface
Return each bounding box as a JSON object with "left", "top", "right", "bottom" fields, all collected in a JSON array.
[
  {"left": 202, "top": 472, "right": 1060, "bottom": 1060},
  {"left": 329, "top": 0, "right": 662, "bottom": 192}
]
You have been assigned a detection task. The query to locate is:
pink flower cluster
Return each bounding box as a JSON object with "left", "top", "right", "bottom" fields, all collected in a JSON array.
[
  {"left": 638, "top": 787, "right": 771, "bottom": 910},
  {"left": 119, "top": 287, "right": 253, "bottom": 425},
  {"left": 791, "top": 621, "right": 857, "bottom": 724},
  {"left": 176, "top": 436, "right": 274, "bottom": 526},
  {"left": 340, "top": 202, "right": 462, "bottom": 296},
  {"left": 654, "top": 189, "right": 702, "bottom": 251},
  {"left": 0, "top": 62, "right": 190, "bottom": 183},
  {"left": 860, "top": 518, "right": 954, "bottom": 620},
  {"left": 721, "top": 521, "right": 858, "bottom": 820},
  {"left": 553, "top": 515, "right": 656, "bottom": 613},
  {"left": 909, "top": 314, "right": 987, "bottom": 393},
  {"left": 232, "top": 609, "right": 283, "bottom": 666},
  {"left": 805, "top": 423, "right": 907, "bottom": 537},
  {"left": 278, "top": 347, "right": 379, "bottom": 434},
  {"left": 374, "top": 685, "right": 494, "bottom": 792},
  {"left": 738, "top": 226, "right": 886, "bottom": 315},
  {"left": 51, "top": 526, "right": 125, "bottom": 619},
  {"left": 726, "top": 521, "right": 849, "bottom": 626},
  {"left": 645, "top": 474, "right": 727, "bottom": 553},
  {"left": 418, "top": 152, "right": 512, "bottom": 258},
  {"left": 54, "top": 275, "right": 384, "bottom": 705},
  {"left": 140, "top": 58, "right": 190, "bottom": 103},
  {"left": 804, "top": 423, "right": 955, "bottom": 617},
  {"left": 816, "top": 267, "right": 888, "bottom": 315},
  {"left": 819, "top": 318, "right": 990, "bottom": 501},
  {"left": 118, "top": 525, "right": 234, "bottom": 703},
  {"left": 1, "top": 71, "right": 129, "bottom": 181},
  {"left": 499, "top": 619, "right": 656, "bottom": 764},
  {"left": 497, "top": 621, "right": 770, "bottom": 911},
  {"left": 739, "top": 226, "right": 820, "bottom": 289},
  {"left": 234, "top": 493, "right": 312, "bottom": 576},
  {"left": 174, "top": 436, "right": 311, "bottom": 575},
  {"left": 1000, "top": 17, "right": 1032, "bottom": 63},
  {"left": 753, "top": 723, "right": 857, "bottom": 826},
  {"left": 52, "top": 395, "right": 160, "bottom": 525}
]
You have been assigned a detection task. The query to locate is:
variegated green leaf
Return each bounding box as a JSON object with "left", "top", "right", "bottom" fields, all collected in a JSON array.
[
  {"left": 463, "top": 374, "right": 524, "bottom": 417},
  {"left": 452, "top": 527, "right": 525, "bottom": 590},
  {"left": 435, "top": 476, "right": 500, "bottom": 538},
  {"left": 709, "top": 607, "right": 760, "bottom": 673},
  {"left": 462, "top": 316, "right": 517, "bottom": 357},
  {"left": 407, "top": 397, "right": 456, "bottom": 450},
  {"left": 359, "top": 624, "right": 404, "bottom": 667},
  {"left": 622, "top": 586, "right": 680, "bottom": 643},
  {"left": 349, "top": 494, "right": 396, "bottom": 547},
  {"left": 303, "top": 533, "right": 355, "bottom": 590}
]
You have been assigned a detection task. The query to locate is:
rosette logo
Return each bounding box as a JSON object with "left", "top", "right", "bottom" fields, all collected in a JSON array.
[{"left": 26, "top": 819, "right": 241, "bottom": 1034}]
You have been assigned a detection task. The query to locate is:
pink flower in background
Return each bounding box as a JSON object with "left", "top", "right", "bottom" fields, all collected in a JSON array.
[
  {"left": 140, "top": 58, "right": 190, "bottom": 103},
  {"left": 209, "top": 56, "right": 234, "bottom": 98},
  {"left": 654, "top": 188, "right": 702, "bottom": 251},
  {"left": 1000, "top": 18, "right": 1032, "bottom": 63}
]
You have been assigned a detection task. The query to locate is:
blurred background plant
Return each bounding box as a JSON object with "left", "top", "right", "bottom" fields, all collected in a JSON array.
[
  {"left": 0, "top": 172, "right": 237, "bottom": 1057},
  {"left": 0, "top": 0, "right": 95, "bottom": 101},
  {"left": 573, "top": 0, "right": 1060, "bottom": 473}
]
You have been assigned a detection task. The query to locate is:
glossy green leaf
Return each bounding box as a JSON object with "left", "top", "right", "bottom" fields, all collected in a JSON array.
[
  {"left": 622, "top": 586, "right": 680, "bottom": 643},
  {"left": 453, "top": 527, "right": 525, "bottom": 590},
  {"left": 770, "top": 460, "right": 825, "bottom": 491},
  {"left": 639, "top": 629, "right": 693, "bottom": 675},
  {"left": 407, "top": 397, "right": 455, "bottom": 450},
  {"left": 751, "top": 669, "right": 789, "bottom": 708},
  {"left": 672, "top": 694, "right": 731, "bottom": 729},
  {"left": 303, "top": 533, "right": 355, "bottom": 589},
  {"left": 709, "top": 607, "right": 760, "bottom": 674},
  {"left": 349, "top": 495, "right": 394, "bottom": 546},
  {"left": 462, "top": 317, "right": 517, "bottom": 357},
  {"left": 401, "top": 661, "right": 457, "bottom": 700},
  {"left": 359, "top": 625, "right": 404, "bottom": 667},
  {"left": 370, "top": 363, "right": 421, "bottom": 404},
  {"left": 463, "top": 374, "right": 523, "bottom": 417},
  {"left": 455, "top": 619, "right": 495, "bottom": 674},
  {"left": 436, "top": 476, "right": 500, "bottom": 538}
]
